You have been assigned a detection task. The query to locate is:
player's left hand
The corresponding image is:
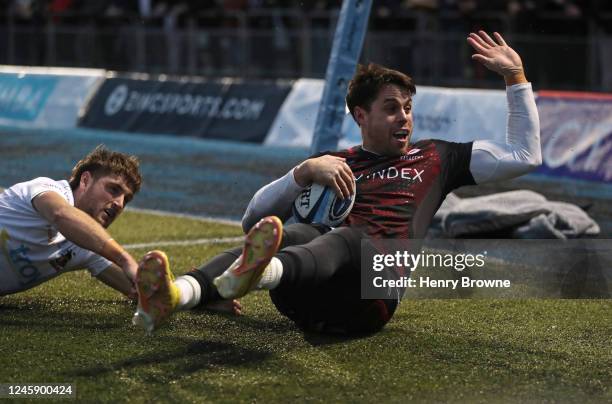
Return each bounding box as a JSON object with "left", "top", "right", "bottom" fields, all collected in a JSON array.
[
  {"left": 121, "top": 255, "right": 139, "bottom": 283},
  {"left": 467, "top": 31, "right": 525, "bottom": 82}
]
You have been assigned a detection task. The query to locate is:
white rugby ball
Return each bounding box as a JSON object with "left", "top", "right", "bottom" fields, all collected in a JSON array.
[{"left": 292, "top": 182, "right": 355, "bottom": 227}]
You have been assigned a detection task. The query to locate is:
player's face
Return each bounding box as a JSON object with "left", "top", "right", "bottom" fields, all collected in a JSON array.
[
  {"left": 75, "top": 172, "right": 134, "bottom": 228},
  {"left": 356, "top": 84, "right": 413, "bottom": 156}
]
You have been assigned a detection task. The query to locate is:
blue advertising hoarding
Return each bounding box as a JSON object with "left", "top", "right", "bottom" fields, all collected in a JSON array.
[
  {"left": 537, "top": 91, "right": 612, "bottom": 183},
  {"left": 0, "top": 73, "right": 57, "bottom": 121},
  {"left": 79, "top": 77, "right": 292, "bottom": 143}
]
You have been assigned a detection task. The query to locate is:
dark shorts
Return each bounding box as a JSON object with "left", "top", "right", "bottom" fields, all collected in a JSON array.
[
  {"left": 269, "top": 270, "right": 398, "bottom": 335},
  {"left": 189, "top": 221, "right": 399, "bottom": 335}
]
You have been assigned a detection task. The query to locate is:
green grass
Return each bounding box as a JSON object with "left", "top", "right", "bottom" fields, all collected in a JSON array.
[{"left": 1, "top": 211, "right": 610, "bottom": 403}]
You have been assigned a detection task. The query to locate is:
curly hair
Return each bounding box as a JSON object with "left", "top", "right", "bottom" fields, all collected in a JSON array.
[
  {"left": 346, "top": 63, "right": 416, "bottom": 122},
  {"left": 69, "top": 145, "right": 142, "bottom": 194}
]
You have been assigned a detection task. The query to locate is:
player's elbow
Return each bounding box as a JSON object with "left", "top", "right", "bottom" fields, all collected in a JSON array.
[
  {"left": 241, "top": 219, "right": 252, "bottom": 234},
  {"left": 525, "top": 149, "right": 542, "bottom": 171},
  {"left": 514, "top": 144, "right": 542, "bottom": 174},
  {"left": 514, "top": 156, "right": 541, "bottom": 177},
  {"left": 530, "top": 155, "right": 542, "bottom": 170},
  {"left": 241, "top": 209, "right": 256, "bottom": 234}
]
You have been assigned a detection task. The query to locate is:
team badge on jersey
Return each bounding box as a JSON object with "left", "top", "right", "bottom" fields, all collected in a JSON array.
[{"left": 50, "top": 248, "right": 74, "bottom": 272}]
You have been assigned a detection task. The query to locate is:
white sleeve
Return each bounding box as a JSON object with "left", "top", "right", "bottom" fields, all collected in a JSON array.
[
  {"left": 241, "top": 167, "right": 306, "bottom": 233},
  {"left": 470, "top": 83, "right": 542, "bottom": 184},
  {"left": 26, "top": 178, "right": 73, "bottom": 205},
  {"left": 68, "top": 244, "right": 112, "bottom": 277}
]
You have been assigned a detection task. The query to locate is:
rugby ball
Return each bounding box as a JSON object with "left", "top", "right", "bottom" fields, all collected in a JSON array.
[{"left": 292, "top": 183, "right": 355, "bottom": 227}]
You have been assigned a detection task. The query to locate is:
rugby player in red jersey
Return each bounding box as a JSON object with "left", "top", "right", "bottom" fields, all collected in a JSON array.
[{"left": 132, "top": 31, "right": 541, "bottom": 335}]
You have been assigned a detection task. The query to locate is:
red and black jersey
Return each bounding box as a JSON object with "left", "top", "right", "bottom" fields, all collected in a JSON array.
[{"left": 329, "top": 140, "right": 475, "bottom": 239}]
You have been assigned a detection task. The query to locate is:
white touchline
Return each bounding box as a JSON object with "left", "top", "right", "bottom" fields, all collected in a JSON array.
[
  {"left": 125, "top": 236, "right": 244, "bottom": 250},
  {"left": 126, "top": 207, "right": 241, "bottom": 226}
]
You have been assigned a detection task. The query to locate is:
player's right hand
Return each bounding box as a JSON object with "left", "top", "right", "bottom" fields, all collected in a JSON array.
[{"left": 294, "top": 155, "right": 355, "bottom": 199}]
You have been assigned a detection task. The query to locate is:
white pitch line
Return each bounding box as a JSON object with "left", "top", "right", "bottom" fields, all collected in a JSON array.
[
  {"left": 126, "top": 206, "right": 241, "bottom": 227},
  {"left": 125, "top": 236, "right": 244, "bottom": 250}
]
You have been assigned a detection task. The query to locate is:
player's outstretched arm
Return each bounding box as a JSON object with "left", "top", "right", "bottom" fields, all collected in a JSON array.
[
  {"left": 467, "top": 31, "right": 542, "bottom": 184},
  {"left": 32, "top": 191, "right": 138, "bottom": 282},
  {"left": 241, "top": 155, "right": 355, "bottom": 232},
  {"left": 97, "top": 263, "right": 137, "bottom": 298},
  {"left": 241, "top": 167, "right": 305, "bottom": 232}
]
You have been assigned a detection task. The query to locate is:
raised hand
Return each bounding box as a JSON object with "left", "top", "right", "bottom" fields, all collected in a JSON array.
[
  {"left": 467, "top": 31, "right": 527, "bottom": 85},
  {"left": 294, "top": 155, "right": 355, "bottom": 199}
]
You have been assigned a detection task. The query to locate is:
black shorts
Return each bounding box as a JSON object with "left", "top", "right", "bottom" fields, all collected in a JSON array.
[
  {"left": 269, "top": 269, "right": 398, "bottom": 335},
  {"left": 189, "top": 221, "right": 399, "bottom": 335}
]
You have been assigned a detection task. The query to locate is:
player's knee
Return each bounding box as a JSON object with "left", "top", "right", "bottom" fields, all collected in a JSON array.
[{"left": 329, "top": 226, "right": 363, "bottom": 254}]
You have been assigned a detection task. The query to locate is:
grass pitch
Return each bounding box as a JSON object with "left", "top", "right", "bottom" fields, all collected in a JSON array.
[{"left": 0, "top": 211, "right": 610, "bottom": 403}]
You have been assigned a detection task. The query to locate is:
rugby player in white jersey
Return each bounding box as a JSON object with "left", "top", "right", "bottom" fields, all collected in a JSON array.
[{"left": 0, "top": 146, "right": 141, "bottom": 298}]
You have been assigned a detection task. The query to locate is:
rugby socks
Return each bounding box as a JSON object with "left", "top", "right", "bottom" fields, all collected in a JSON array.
[
  {"left": 174, "top": 275, "right": 202, "bottom": 310},
  {"left": 256, "top": 257, "right": 283, "bottom": 290}
]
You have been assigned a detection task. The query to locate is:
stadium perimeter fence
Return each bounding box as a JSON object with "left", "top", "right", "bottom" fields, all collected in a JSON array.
[{"left": 1, "top": 9, "right": 611, "bottom": 92}]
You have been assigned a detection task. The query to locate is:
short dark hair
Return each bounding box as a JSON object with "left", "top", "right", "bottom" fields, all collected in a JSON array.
[
  {"left": 69, "top": 145, "right": 142, "bottom": 194},
  {"left": 346, "top": 63, "right": 416, "bottom": 122}
]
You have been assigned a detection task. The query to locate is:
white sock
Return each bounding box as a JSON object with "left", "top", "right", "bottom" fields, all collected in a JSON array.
[
  {"left": 256, "top": 257, "right": 283, "bottom": 290},
  {"left": 174, "top": 276, "right": 202, "bottom": 310}
]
